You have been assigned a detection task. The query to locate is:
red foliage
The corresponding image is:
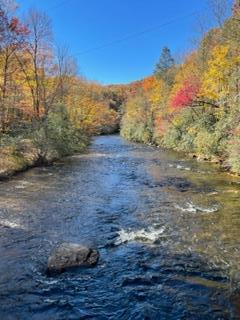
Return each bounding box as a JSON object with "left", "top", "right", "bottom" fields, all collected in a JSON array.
[
  {"left": 172, "top": 79, "right": 200, "bottom": 109},
  {"left": 9, "top": 17, "right": 18, "bottom": 31},
  {"left": 9, "top": 17, "right": 30, "bottom": 35}
]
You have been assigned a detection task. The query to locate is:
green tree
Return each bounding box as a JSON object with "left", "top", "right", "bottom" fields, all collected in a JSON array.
[{"left": 154, "top": 47, "right": 175, "bottom": 84}]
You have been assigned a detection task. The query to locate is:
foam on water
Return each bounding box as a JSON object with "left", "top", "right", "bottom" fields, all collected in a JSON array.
[
  {"left": 168, "top": 163, "right": 191, "bottom": 171},
  {"left": 175, "top": 202, "right": 219, "bottom": 214},
  {"left": 115, "top": 226, "right": 165, "bottom": 245},
  {"left": 176, "top": 164, "right": 191, "bottom": 171},
  {"left": 0, "top": 219, "right": 23, "bottom": 229},
  {"left": 207, "top": 191, "right": 219, "bottom": 196},
  {"left": 15, "top": 181, "right": 31, "bottom": 189}
]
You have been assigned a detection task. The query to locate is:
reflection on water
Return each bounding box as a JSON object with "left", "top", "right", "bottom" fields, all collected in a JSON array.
[{"left": 0, "top": 135, "right": 240, "bottom": 319}]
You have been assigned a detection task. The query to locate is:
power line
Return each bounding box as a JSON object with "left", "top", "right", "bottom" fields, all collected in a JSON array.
[{"left": 75, "top": 11, "right": 199, "bottom": 56}]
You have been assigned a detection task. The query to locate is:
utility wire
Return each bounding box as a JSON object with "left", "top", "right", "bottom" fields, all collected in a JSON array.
[
  {"left": 44, "top": 3, "right": 199, "bottom": 56},
  {"left": 75, "top": 11, "right": 199, "bottom": 56}
]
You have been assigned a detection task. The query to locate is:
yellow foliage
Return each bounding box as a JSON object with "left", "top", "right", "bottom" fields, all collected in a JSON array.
[
  {"left": 66, "top": 79, "right": 118, "bottom": 135},
  {"left": 149, "top": 77, "right": 167, "bottom": 110},
  {"left": 200, "top": 45, "right": 239, "bottom": 100}
]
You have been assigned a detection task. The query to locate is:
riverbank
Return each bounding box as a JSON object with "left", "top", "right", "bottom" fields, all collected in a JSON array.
[
  {"left": 0, "top": 139, "right": 40, "bottom": 180},
  {"left": 0, "top": 137, "right": 89, "bottom": 181},
  {"left": 0, "top": 102, "right": 119, "bottom": 181},
  {"left": 1, "top": 133, "right": 236, "bottom": 181},
  {"left": 121, "top": 134, "right": 240, "bottom": 177},
  {"left": 171, "top": 147, "right": 240, "bottom": 177},
  {"left": 0, "top": 131, "right": 120, "bottom": 181}
]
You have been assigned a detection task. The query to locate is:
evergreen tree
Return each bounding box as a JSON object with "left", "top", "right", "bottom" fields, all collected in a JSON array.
[{"left": 154, "top": 47, "right": 175, "bottom": 84}]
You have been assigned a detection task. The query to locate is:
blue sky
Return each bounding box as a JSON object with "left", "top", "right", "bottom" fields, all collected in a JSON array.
[{"left": 17, "top": 0, "right": 232, "bottom": 84}]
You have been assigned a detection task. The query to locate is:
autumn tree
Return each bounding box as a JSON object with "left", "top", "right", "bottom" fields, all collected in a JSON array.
[
  {"left": 15, "top": 9, "right": 54, "bottom": 117},
  {"left": 200, "top": 45, "right": 239, "bottom": 104},
  {"left": 121, "top": 93, "right": 152, "bottom": 143},
  {"left": 0, "top": 2, "right": 29, "bottom": 131},
  {"left": 172, "top": 79, "right": 200, "bottom": 109},
  {"left": 55, "top": 45, "right": 78, "bottom": 104}
]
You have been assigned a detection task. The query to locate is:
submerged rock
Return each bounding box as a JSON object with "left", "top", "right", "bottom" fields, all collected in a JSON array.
[{"left": 46, "top": 243, "right": 99, "bottom": 275}]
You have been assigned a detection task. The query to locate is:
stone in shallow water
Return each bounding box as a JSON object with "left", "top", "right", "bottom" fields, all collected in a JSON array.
[{"left": 46, "top": 242, "right": 99, "bottom": 275}]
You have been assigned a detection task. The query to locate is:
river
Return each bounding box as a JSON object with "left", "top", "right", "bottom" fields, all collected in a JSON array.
[{"left": 0, "top": 135, "right": 240, "bottom": 319}]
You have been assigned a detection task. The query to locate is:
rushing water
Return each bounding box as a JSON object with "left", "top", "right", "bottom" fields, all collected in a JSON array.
[{"left": 0, "top": 135, "right": 240, "bottom": 320}]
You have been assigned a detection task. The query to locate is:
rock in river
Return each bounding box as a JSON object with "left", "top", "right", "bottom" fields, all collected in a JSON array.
[{"left": 46, "top": 243, "right": 99, "bottom": 274}]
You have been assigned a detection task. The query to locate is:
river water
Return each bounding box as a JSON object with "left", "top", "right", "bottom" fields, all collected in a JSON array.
[{"left": 0, "top": 135, "right": 240, "bottom": 319}]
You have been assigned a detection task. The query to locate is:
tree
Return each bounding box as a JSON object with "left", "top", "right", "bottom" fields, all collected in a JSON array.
[
  {"left": 200, "top": 45, "right": 238, "bottom": 102},
  {"left": 0, "top": 2, "right": 29, "bottom": 131},
  {"left": 170, "top": 52, "right": 201, "bottom": 108},
  {"left": 233, "top": 0, "right": 240, "bottom": 17},
  {"left": 16, "top": 9, "right": 53, "bottom": 117},
  {"left": 172, "top": 79, "right": 200, "bottom": 109},
  {"left": 154, "top": 47, "right": 175, "bottom": 84},
  {"left": 222, "top": 1, "right": 240, "bottom": 48},
  {"left": 55, "top": 45, "right": 78, "bottom": 104},
  {"left": 121, "top": 93, "right": 152, "bottom": 143},
  {"left": 208, "top": 0, "right": 231, "bottom": 27}
]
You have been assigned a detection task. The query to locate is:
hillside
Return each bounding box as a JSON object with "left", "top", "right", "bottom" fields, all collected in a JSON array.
[{"left": 121, "top": 1, "right": 240, "bottom": 174}]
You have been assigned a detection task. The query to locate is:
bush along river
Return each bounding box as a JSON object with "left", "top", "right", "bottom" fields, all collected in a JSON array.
[{"left": 0, "top": 135, "right": 240, "bottom": 319}]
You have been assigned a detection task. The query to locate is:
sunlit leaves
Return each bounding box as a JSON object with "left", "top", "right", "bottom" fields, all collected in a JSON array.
[
  {"left": 171, "top": 79, "right": 200, "bottom": 109},
  {"left": 200, "top": 45, "right": 232, "bottom": 100}
]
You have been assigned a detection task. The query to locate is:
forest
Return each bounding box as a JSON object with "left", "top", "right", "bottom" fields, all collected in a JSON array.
[
  {"left": 121, "top": 0, "right": 240, "bottom": 175},
  {"left": 0, "top": 1, "right": 121, "bottom": 178}
]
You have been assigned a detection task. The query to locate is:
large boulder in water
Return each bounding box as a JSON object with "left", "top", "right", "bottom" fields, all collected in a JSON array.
[{"left": 46, "top": 243, "right": 99, "bottom": 274}]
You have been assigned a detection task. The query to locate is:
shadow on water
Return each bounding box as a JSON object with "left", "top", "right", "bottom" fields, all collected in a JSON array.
[{"left": 0, "top": 135, "right": 240, "bottom": 319}]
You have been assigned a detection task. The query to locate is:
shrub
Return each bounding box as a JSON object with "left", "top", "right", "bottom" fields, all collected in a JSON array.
[
  {"left": 40, "top": 105, "right": 88, "bottom": 157},
  {"left": 228, "top": 127, "right": 240, "bottom": 174},
  {"left": 195, "top": 130, "right": 218, "bottom": 157},
  {"left": 121, "top": 95, "right": 152, "bottom": 143}
]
